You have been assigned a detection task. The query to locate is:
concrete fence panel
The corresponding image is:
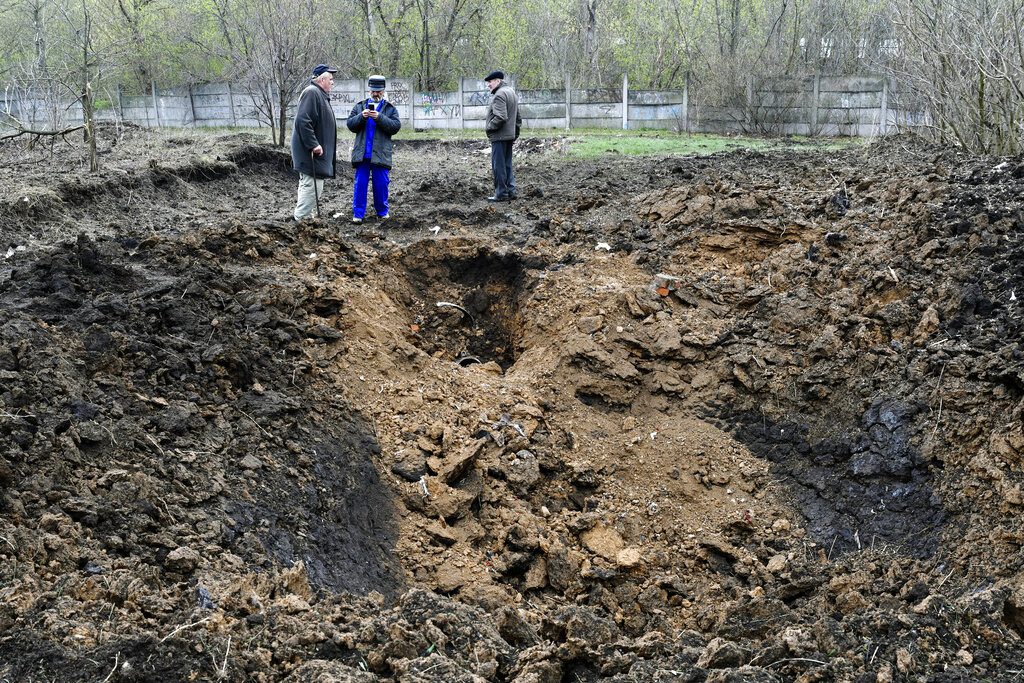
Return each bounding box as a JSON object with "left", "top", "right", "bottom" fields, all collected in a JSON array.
[
  {"left": 2, "top": 73, "right": 926, "bottom": 138},
  {"left": 819, "top": 75, "right": 884, "bottom": 92}
]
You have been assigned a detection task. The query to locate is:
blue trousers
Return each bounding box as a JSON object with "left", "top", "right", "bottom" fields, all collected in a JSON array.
[
  {"left": 490, "top": 140, "right": 516, "bottom": 198},
  {"left": 353, "top": 161, "right": 390, "bottom": 218}
]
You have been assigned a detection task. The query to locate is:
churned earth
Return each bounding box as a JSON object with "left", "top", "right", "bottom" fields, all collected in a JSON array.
[{"left": 0, "top": 127, "right": 1022, "bottom": 682}]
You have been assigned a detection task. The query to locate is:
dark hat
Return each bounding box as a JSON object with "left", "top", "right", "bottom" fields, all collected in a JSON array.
[
  {"left": 367, "top": 75, "right": 386, "bottom": 90},
  {"left": 484, "top": 70, "right": 504, "bottom": 81},
  {"left": 312, "top": 64, "right": 338, "bottom": 78}
]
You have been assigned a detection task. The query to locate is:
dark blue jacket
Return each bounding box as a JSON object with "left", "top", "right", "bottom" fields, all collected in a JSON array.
[
  {"left": 291, "top": 82, "right": 337, "bottom": 178},
  {"left": 346, "top": 99, "right": 401, "bottom": 169}
]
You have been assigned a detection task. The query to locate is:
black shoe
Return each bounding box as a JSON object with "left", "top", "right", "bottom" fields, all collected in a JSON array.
[{"left": 487, "top": 195, "right": 510, "bottom": 202}]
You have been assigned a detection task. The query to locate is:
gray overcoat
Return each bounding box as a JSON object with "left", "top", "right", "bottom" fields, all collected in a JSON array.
[
  {"left": 485, "top": 84, "right": 521, "bottom": 142},
  {"left": 290, "top": 82, "right": 338, "bottom": 178}
]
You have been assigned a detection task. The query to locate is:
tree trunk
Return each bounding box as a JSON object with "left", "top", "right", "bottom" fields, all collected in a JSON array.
[
  {"left": 81, "top": 6, "right": 98, "bottom": 172},
  {"left": 418, "top": 0, "right": 431, "bottom": 90},
  {"left": 32, "top": 0, "right": 46, "bottom": 72},
  {"left": 728, "top": 0, "right": 740, "bottom": 57},
  {"left": 361, "top": 0, "right": 376, "bottom": 51},
  {"left": 278, "top": 87, "right": 288, "bottom": 147},
  {"left": 584, "top": 0, "right": 599, "bottom": 79},
  {"left": 83, "top": 81, "right": 98, "bottom": 172}
]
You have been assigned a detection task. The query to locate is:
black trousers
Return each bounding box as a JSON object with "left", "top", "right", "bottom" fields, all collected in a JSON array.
[{"left": 490, "top": 140, "right": 516, "bottom": 198}]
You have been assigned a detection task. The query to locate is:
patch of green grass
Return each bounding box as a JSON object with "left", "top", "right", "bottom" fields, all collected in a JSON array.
[
  {"left": 397, "top": 126, "right": 864, "bottom": 155},
  {"left": 560, "top": 129, "right": 864, "bottom": 157}
]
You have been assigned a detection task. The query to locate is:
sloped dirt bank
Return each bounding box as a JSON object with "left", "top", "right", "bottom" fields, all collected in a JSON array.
[{"left": 1, "top": 132, "right": 1023, "bottom": 681}]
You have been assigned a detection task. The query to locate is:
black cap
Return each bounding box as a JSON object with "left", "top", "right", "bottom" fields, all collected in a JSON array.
[
  {"left": 312, "top": 64, "right": 338, "bottom": 78},
  {"left": 367, "top": 75, "right": 386, "bottom": 91},
  {"left": 484, "top": 70, "right": 504, "bottom": 81}
]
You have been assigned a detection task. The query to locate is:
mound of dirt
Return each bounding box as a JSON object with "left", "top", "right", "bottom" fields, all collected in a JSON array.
[{"left": 1, "top": 131, "right": 1023, "bottom": 681}]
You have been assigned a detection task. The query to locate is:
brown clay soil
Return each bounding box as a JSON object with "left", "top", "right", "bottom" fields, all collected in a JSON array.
[{"left": 1, "top": 126, "right": 1023, "bottom": 682}]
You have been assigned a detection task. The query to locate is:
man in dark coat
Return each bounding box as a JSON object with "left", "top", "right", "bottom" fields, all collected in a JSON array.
[
  {"left": 346, "top": 75, "right": 401, "bottom": 224},
  {"left": 291, "top": 64, "right": 338, "bottom": 221},
  {"left": 483, "top": 70, "right": 521, "bottom": 202}
]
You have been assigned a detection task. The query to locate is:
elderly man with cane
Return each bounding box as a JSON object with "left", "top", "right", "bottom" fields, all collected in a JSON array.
[{"left": 291, "top": 64, "right": 338, "bottom": 221}]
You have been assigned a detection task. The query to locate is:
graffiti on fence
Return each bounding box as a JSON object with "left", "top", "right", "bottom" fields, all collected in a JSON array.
[
  {"left": 192, "top": 93, "right": 230, "bottom": 107},
  {"left": 420, "top": 92, "right": 460, "bottom": 117},
  {"left": 330, "top": 92, "right": 362, "bottom": 106},
  {"left": 387, "top": 84, "right": 411, "bottom": 105},
  {"left": 572, "top": 88, "right": 622, "bottom": 103},
  {"left": 421, "top": 104, "right": 461, "bottom": 118},
  {"left": 466, "top": 91, "right": 491, "bottom": 106},
  {"left": 629, "top": 90, "right": 684, "bottom": 106},
  {"left": 420, "top": 92, "right": 449, "bottom": 106},
  {"left": 520, "top": 89, "right": 563, "bottom": 104}
]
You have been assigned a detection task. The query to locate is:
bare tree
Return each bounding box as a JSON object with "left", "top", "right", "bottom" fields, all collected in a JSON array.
[
  {"left": 410, "top": 0, "right": 482, "bottom": 89},
  {"left": 1, "top": 0, "right": 118, "bottom": 169},
  {"left": 207, "top": 0, "right": 341, "bottom": 146},
  {"left": 111, "top": 0, "right": 163, "bottom": 91},
  {"left": 52, "top": 0, "right": 105, "bottom": 170},
  {"left": 886, "top": 0, "right": 1024, "bottom": 154}
]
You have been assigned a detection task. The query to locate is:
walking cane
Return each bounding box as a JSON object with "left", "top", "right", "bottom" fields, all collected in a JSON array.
[{"left": 311, "top": 150, "right": 321, "bottom": 218}]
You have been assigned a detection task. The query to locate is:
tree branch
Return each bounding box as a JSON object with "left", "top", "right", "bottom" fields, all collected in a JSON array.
[{"left": 0, "top": 111, "right": 84, "bottom": 141}]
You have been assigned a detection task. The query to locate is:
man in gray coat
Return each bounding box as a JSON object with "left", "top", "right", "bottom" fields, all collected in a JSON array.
[
  {"left": 483, "top": 70, "right": 521, "bottom": 202},
  {"left": 290, "top": 64, "right": 338, "bottom": 221}
]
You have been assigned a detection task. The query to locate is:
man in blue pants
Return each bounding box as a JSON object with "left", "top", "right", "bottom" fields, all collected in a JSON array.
[{"left": 346, "top": 75, "right": 401, "bottom": 224}]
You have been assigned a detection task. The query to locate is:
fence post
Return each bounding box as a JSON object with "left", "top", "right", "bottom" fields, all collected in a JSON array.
[
  {"left": 457, "top": 77, "right": 463, "bottom": 130},
  {"left": 188, "top": 84, "right": 197, "bottom": 127},
  {"left": 622, "top": 73, "right": 628, "bottom": 130},
  {"left": 746, "top": 74, "right": 753, "bottom": 129},
  {"left": 403, "top": 81, "right": 411, "bottom": 132},
  {"left": 880, "top": 77, "right": 889, "bottom": 136},
  {"left": 682, "top": 72, "right": 690, "bottom": 133},
  {"left": 565, "top": 73, "right": 571, "bottom": 131},
  {"left": 151, "top": 80, "right": 161, "bottom": 128},
  {"left": 227, "top": 82, "right": 237, "bottom": 127},
  {"left": 811, "top": 73, "right": 820, "bottom": 135}
]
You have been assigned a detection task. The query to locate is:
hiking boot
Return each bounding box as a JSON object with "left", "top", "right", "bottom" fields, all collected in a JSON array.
[{"left": 351, "top": 217, "right": 363, "bottom": 224}]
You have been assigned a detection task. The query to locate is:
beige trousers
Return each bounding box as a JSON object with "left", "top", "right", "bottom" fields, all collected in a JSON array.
[{"left": 294, "top": 173, "right": 326, "bottom": 221}]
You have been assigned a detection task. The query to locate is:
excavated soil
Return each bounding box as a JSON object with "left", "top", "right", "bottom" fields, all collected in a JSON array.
[{"left": 1, "top": 128, "right": 1023, "bottom": 682}]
